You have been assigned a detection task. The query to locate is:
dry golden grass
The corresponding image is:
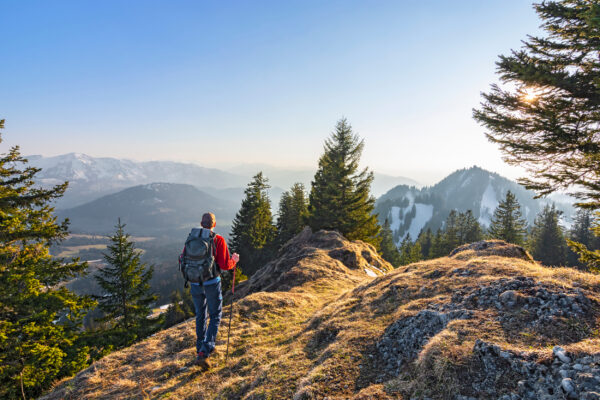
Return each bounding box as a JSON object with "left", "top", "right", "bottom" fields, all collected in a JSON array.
[{"left": 40, "top": 234, "right": 600, "bottom": 400}]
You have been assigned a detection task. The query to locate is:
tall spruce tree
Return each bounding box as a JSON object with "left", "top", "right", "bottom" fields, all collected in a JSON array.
[
  {"left": 528, "top": 204, "right": 568, "bottom": 266},
  {"left": 473, "top": 1, "right": 600, "bottom": 272},
  {"left": 378, "top": 219, "right": 401, "bottom": 267},
  {"left": 473, "top": 0, "right": 600, "bottom": 210},
  {"left": 230, "top": 172, "right": 276, "bottom": 276},
  {"left": 0, "top": 120, "right": 95, "bottom": 399},
  {"left": 94, "top": 219, "right": 158, "bottom": 344},
  {"left": 307, "top": 118, "right": 380, "bottom": 245},
  {"left": 275, "top": 183, "right": 308, "bottom": 248},
  {"left": 488, "top": 191, "right": 528, "bottom": 245}
]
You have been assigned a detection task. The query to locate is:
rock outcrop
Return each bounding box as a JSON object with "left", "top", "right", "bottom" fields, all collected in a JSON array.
[
  {"left": 235, "top": 227, "right": 390, "bottom": 296},
  {"left": 449, "top": 239, "right": 534, "bottom": 262}
]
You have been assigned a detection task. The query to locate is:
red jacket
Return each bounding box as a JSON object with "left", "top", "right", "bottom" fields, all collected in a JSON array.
[
  {"left": 211, "top": 234, "right": 236, "bottom": 271},
  {"left": 180, "top": 231, "right": 236, "bottom": 271}
]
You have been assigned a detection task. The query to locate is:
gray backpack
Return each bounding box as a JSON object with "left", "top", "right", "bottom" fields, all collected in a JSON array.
[{"left": 181, "top": 228, "right": 218, "bottom": 285}]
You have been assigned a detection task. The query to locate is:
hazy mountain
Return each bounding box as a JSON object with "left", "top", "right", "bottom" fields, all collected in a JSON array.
[
  {"left": 225, "top": 163, "right": 420, "bottom": 197},
  {"left": 58, "top": 183, "right": 238, "bottom": 238},
  {"left": 197, "top": 185, "right": 286, "bottom": 214},
  {"left": 374, "top": 166, "right": 575, "bottom": 245},
  {"left": 29, "top": 153, "right": 418, "bottom": 209},
  {"left": 28, "top": 153, "right": 248, "bottom": 208}
]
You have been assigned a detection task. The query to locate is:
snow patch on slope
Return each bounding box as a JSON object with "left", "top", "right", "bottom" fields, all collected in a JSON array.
[
  {"left": 479, "top": 182, "right": 498, "bottom": 226},
  {"left": 407, "top": 204, "right": 433, "bottom": 239},
  {"left": 395, "top": 203, "right": 434, "bottom": 244},
  {"left": 389, "top": 206, "right": 403, "bottom": 232}
]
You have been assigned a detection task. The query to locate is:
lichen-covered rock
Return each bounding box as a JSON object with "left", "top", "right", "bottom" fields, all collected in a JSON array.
[
  {"left": 376, "top": 310, "right": 471, "bottom": 377},
  {"left": 446, "top": 276, "right": 594, "bottom": 334},
  {"left": 470, "top": 340, "right": 600, "bottom": 399},
  {"left": 449, "top": 240, "right": 534, "bottom": 262}
]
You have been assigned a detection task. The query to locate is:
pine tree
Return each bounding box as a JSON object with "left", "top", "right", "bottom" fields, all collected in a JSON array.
[
  {"left": 429, "top": 228, "right": 445, "bottom": 258},
  {"left": 473, "top": 0, "right": 600, "bottom": 210},
  {"left": 163, "top": 290, "right": 187, "bottom": 328},
  {"left": 275, "top": 183, "right": 308, "bottom": 248},
  {"left": 163, "top": 289, "right": 195, "bottom": 328},
  {"left": 307, "top": 118, "right": 380, "bottom": 245},
  {"left": 378, "top": 219, "right": 401, "bottom": 267},
  {"left": 398, "top": 234, "right": 422, "bottom": 266},
  {"left": 457, "top": 210, "right": 483, "bottom": 244},
  {"left": 568, "top": 211, "right": 600, "bottom": 273},
  {"left": 416, "top": 228, "right": 433, "bottom": 259},
  {"left": 443, "top": 210, "right": 461, "bottom": 254},
  {"left": 488, "top": 191, "right": 528, "bottom": 245},
  {"left": 94, "top": 219, "right": 158, "bottom": 344},
  {"left": 230, "top": 172, "right": 276, "bottom": 276},
  {"left": 567, "top": 209, "right": 599, "bottom": 267},
  {"left": 409, "top": 241, "right": 422, "bottom": 264},
  {"left": 528, "top": 204, "right": 568, "bottom": 266},
  {"left": 0, "top": 120, "right": 95, "bottom": 399},
  {"left": 181, "top": 287, "right": 195, "bottom": 315},
  {"left": 222, "top": 265, "right": 248, "bottom": 294}
]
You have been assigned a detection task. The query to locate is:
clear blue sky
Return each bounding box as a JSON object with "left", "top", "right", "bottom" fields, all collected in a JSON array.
[{"left": 1, "top": 0, "right": 541, "bottom": 184}]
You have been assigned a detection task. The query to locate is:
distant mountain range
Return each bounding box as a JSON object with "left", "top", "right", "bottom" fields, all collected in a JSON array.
[
  {"left": 57, "top": 183, "right": 238, "bottom": 238},
  {"left": 223, "top": 163, "right": 420, "bottom": 199},
  {"left": 28, "top": 153, "right": 418, "bottom": 208},
  {"left": 36, "top": 155, "right": 576, "bottom": 244},
  {"left": 28, "top": 153, "right": 249, "bottom": 208},
  {"left": 374, "top": 166, "right": 575, "bottom": 245}
]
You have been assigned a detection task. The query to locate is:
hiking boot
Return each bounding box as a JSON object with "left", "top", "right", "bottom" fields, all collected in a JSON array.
[{"left": 195, "top": 351, "right": 210, "bottom": 369}]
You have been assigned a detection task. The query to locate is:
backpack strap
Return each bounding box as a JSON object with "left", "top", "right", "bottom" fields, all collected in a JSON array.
[{"left": 209, "top": 230, "right": 216, "bottom": 255}]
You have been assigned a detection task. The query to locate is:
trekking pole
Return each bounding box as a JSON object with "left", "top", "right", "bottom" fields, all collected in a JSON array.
[{"left": 225, "top": 265, "right": 236, "bottom": 364}]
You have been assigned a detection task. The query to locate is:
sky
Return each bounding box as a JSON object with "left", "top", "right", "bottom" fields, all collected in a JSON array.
[{"left": 0, "top": 0, "right": 542, "bottom": 185}]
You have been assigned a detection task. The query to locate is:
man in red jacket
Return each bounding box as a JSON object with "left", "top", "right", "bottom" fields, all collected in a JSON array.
[{"left": 181, "top": 212, "right": 239, "bottom": 368}]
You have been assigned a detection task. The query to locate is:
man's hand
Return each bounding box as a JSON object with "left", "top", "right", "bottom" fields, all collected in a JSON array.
[{"left": 232, "top": 253, "right": 240, "bottom": 263}]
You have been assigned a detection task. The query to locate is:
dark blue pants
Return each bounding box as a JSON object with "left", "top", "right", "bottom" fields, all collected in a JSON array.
[{"left": 190, "top": 280, "right": 223, "bottom": 356}]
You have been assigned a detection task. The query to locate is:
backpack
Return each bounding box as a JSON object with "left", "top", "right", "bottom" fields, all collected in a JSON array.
[{"left": 180, "top": 228, "right": 218, "bottom": 286}]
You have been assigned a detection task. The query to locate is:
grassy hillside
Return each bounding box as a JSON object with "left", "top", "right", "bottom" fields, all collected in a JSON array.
[{"left": 40, "top": 231, "right": 600, "bottom": 399}]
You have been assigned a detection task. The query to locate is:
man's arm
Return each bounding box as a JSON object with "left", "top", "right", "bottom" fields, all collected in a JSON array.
[{"left": 214, "top": 235, "right": 238, "bottom": 271}]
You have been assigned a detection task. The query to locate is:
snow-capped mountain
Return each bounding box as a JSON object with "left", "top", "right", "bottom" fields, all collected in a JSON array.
[
  {"left": 27, "top": 153, "right": 249, "bottom": 208},
  {"left": 374, "top": 166, "right": 575, "bottom": 245}
]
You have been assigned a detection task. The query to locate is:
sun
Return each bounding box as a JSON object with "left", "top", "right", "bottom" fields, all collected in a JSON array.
[{"left": 522, "top": 87, "right": 539, "bottom": 102}]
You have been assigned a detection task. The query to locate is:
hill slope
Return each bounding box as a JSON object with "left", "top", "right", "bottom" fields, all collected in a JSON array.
[
  {"left": 41, "top": 231, "right": 600, "bottom": 400},
  {"left": 58, "top": 183, "right": 238, "bottom": 237}
]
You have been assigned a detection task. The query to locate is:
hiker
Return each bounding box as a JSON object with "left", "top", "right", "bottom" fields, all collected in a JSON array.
[{"left": 179, "top": 212, "right": 239, "bottom": 368}]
